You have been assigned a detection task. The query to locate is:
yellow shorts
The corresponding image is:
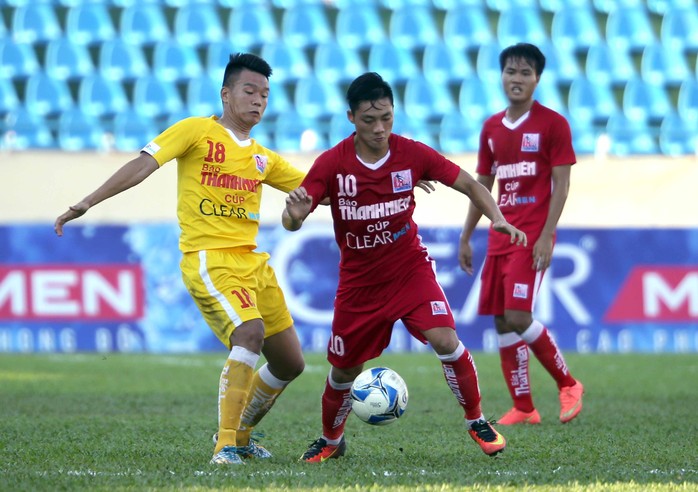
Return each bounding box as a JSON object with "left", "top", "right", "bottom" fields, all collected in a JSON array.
[{"left": 180, "top": 248, "right": 294, "bottom": 349}]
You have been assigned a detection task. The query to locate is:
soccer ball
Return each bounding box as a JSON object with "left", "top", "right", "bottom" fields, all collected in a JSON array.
[{"left": 350, "top": 367, "right": 408, "bottom": 425}]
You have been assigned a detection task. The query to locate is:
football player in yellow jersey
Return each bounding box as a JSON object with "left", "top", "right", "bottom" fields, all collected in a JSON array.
[{"left": 55, "top": 53, "right": 306, "bottom": 465}]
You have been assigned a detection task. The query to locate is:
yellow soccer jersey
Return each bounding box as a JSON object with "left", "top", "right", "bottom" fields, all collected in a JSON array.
[{"left": 142, "top": 116, "right": 304, "bottom": 252}]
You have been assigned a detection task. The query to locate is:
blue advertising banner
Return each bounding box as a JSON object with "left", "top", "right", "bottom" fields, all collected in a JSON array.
[{"left": 1, "top": 224, "right": 697, "bottom": 353}]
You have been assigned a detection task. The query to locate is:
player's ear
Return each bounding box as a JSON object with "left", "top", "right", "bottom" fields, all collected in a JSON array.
[{"left": 347, "top": 110, "right": 354, "bottom": 124}]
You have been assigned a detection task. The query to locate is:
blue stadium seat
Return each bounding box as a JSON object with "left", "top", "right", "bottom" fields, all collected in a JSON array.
[
  {"left": 432, "top": 0, "right": 483, "bottom": 9},
  {"left": 391, "top": 108, "right": 437, "bottom": 148},
  {"left": 605, "top": 6, "right": 655, "bottom": 53},
  {"left": 313, "top": 42, "right": 365, "bottom": 85},
  {"left": 44, "top": 38, "right": 95, "bottom": 81},
  {"left": 606, "top": 112, "right": 658, "bottom": 156},
  {"left": 98, "top": 39, "right": 149, "bottom": 82},
  {"left": 487, "top": 0, "right": 539, "bottom": 9},
  {"left": 112, "top": 109, "right": 158, "bottom": 152},
  {"left": 132, "top": 76, "right": 184, "bottom": 119},
  {"left": 0, "top": 78, "right": 20, "bottom": 117},
  {"left": 677, "top": 79, "right": 698, "bottom": 124},
  {"left": 281, "top": 5, "right": 332, "bottom": 50},
  {"left": 272, "top": 0, "right": 326, "bottom": 7},
  {"left": 367, "top": 41, "right": 419, "bottom": 86},
  {"left": 567, "top": 76, "right": 617, "bottom": 125},
  {"left": 152, "top": 41, "right": 204, "bottom": 83},
  {"left": 65, "top": 4, "right": 116, "bottom": 46},
  {"left": 205, "top": 41, "right": 236, "bottom": 82},
  {"left": 174, "top": 4, "right": 225, "bottom": 48},
  {"left": 640, "top": 42, "right": 690, "bottom": 88},
  {"left": 422, "top": 41, "right": 473, "bottom": 86},
  {"left": 380, "top": 0, "right": 431, "bottom": 9},
  {"left": 259, "top": 41, "right": 312, "bottom": 85},
  {"left": 11, "top": 4, "right": 62, "bottom": 44},
  {"left": 265, "top": 80, "right": 292, "bottom": 120},
  {"left": 274, "top": 110, "right": 327, "bottom": 153},
  {"left": 328, "top": 112, "right": 355, "bottom": 147},
  {"left": 3, "top": 108, "right": 54, "bottom": 149},
  {"left": 0, "top": 39, "right": 40, "bottom": 80},
  {"left": 24, "top": 72, "right": 73, "bottom": 118},
  {"left": 535, "top": 77, "right": 566, "bottom": 116},
  {"left": 585, "top": 41, "right": 636, "bottom": 87},
  {"left": 78, "top": 74, "right": 129, "bottom": 119},
  {"left": 648, "top": 0, "right": 695, "bottom": 14},
  {"left": 458, "top": 78, "right": 507, "bottom": 124},
  {"left": 567, "top": 115, "right": 598, "bottom": 155},
  {"left": 293, "top": 76, "right": 345, "bottom": 120},
  {"left": 331, "top": 0, "right": 381, "bottom": 8},
  {"left": 593, "top": 0, "right": 643, "bottom": 12},
  {"left": 539, "top": 41, "right": 580, "bottom": 87},
  {"left": 227, "top": 5, "right": 278, "bottom": 51},
  {"left": 335, "top": 6, "right": 386, "bottom": 51},
  {"left": 439, "top": 110, "right": 480, "bottom": 154},
  {"left": 119, "top": 4, "right": 170, "bottom": 47},
  {"left": 388, "top": 7, "right": 440, "bottom": 51},
  {"left": 660, "top": 6, "right": 698, "bottom": 54},
  {"left": 58, "top": 108, "right": 105, "bottom": 151},
  {"left": 550, "top": 7, "right": 601, "bottom": 54},
  {"left": 496, "top": 7, "right": 548, "bottom": 48},
  {"left": 476, "top": 41, "right": 505, "bottom": 84},
  {"left": 443, "top": 6, "right": 493, "bottom": 52},
  {"left": 659, "top": 112, "right": 697, "bottom": 156},
  {"left": 185, "top": 76, "right": 221, "bottom": 118},
  {"left": 539, "top": 0, "right": 589, "bottom": 12},
  {"left": 403, "top": 75, "right": 455, "bottom": 121},
  {"left": 622, "top": 78, "right": 672, "bottom": 124}
]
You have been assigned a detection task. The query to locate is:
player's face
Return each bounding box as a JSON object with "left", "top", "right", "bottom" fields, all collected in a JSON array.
[
  {"left": 221, "top": 68, "right": 269, "bottom": 128},
  {"left": 349, "top": 97, "right": 394, "bottom": 156},
  {"left": 501, "top": 57, "right": 539, "bottom": 105}
]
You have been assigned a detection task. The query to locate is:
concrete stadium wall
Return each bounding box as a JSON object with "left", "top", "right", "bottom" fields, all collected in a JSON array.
[{"left": 0, "top": 150, "right": 695, "bottom": 227}]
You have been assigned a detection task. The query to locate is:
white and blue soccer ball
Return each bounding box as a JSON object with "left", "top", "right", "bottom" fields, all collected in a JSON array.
[{"left": 350, "top": 367, "right": 408, "bottom": 425}]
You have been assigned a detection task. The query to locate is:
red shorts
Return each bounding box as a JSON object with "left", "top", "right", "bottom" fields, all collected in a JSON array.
[
  {"left": 478, "top": 249, "right": 544, "bottom": 316},
  {"left": 328, "top": 260, "right": 455, "bottom": 369}
]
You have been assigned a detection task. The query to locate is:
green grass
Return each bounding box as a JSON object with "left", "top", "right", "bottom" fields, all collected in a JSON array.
[{"left": 0, "top": 352, "right": 696, "bottom": 492}]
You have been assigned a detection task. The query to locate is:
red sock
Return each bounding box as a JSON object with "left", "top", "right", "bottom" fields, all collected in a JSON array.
[
  {"left": 321, "top": 377, "right": 353, "bottom": 441},
  {"left": 499, "top": 340, "right": 535, "bottom": 412},
  {"left": 528, "top": 327, "right": 576, "bottom": 389},
  {"left": 440, "top": 347, "right": 482, "bottom": 420}
]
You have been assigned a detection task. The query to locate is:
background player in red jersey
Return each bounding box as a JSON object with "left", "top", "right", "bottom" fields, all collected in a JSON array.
[
  {"left": 282, "top": 72, "right": 527, "bottom": 462},
  {"left": 458, "top": 43, "right": 584, "bottom": 426}
]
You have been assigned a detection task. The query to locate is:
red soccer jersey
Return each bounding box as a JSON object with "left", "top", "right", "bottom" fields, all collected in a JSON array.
[
  {"left": 302, "top": 133, "right": 461, "bottom": 287},
  {"left": 477, "top": 101, "right": 576, "bottom": 255}
]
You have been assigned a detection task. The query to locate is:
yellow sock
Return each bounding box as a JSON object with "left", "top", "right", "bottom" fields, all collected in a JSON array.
[
  {"left": 237, "top": 363, "right": 289, "bottom": 445},
  {"left": 214, "top": 346, "right": 258, "bottom": 454}
]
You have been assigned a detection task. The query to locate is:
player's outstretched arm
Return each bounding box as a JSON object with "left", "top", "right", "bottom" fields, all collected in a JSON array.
[
  {"left": 54, "top": 153, "right": 159, "bottom": 236},
  {"left": 451, "top": 169, "right": 527, "bottom": 247},
  {"left": 282, "top": 186, "right": 313, "bottom": 231}
]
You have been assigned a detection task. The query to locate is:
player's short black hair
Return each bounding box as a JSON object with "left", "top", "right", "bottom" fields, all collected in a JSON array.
[
  {"left": 346, "top": 72, "right": 394, "bottom": 113},
  {"left": 499, "top": 43, "right": 546, "bottom": 76},
  {"left": 222, "top": 53, "right": 273, "bottom": 88}
]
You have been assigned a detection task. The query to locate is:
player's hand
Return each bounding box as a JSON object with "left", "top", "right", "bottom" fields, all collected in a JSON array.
[
  {"left": 285, "top": 186, "right": 313, "bottom": 222},
  {"left": 415, "top": 180, "right": 436, "bottom": 193},
  {"left": 54, "top": 202, "right": 89, "bottom": 236},
  {"left": 457, "top": 237, "right": 474, "bottom": 275},
  {"left": 492, "top": 220, "right": 527, "bottom": 247},
  {"left": 532, "top": 235, "right": 554, "bottom": 271}
]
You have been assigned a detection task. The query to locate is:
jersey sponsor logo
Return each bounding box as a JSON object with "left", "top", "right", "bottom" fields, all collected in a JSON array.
[
  {"left": 0, "top": 265, "right": 145, "bottom": 320},
  {"left": 513, "top": 283, "right": 529, "bottom": 299},
  {"left": 431, "top": 301, "right": 448, "bottom": 315},
  {"left": 254, "top": 154, "right": 267, "bottom": 174},
  {"left": 338, "top": 196, "right": 411, "bottom": 220},
  {"left": 604, "top": 266, "right": 698, "bottom": 322},
  {"left": 391, "top": 170, "right": 412, "bottom": 193},
  {"left": 200, "top": 171, "right": 261, "bottom": 192},
  {"left": 521, "top": 133, "right": 539, "bottom": 152},
  {"left": 142, "top": 141, "right": 160, "bottom": 155},
  {"left": 495, "top": 161, "right": 537, "bottom": 179}
]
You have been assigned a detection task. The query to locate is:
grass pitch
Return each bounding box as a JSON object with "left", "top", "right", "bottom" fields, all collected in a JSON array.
[{"left": 0, "top": 352, "right": 696, "bottom": 492}]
